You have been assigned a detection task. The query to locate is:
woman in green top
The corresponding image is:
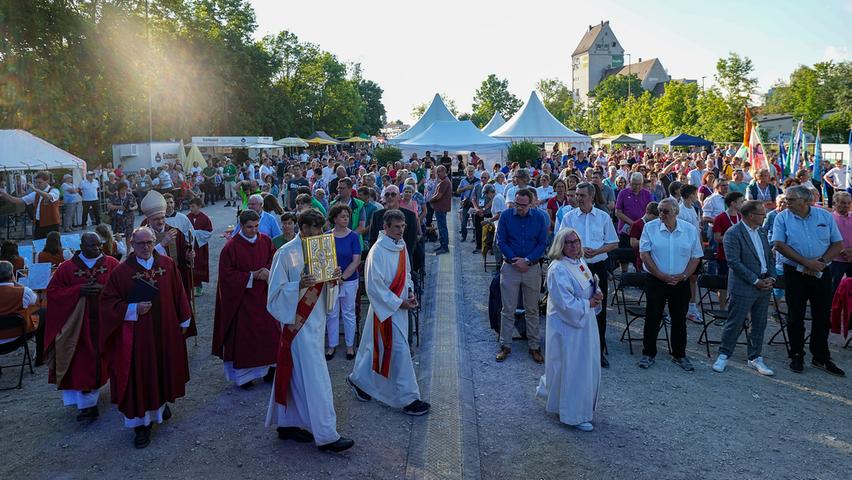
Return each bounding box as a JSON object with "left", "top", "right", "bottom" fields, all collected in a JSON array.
[{"left": 272, "top": 211, "right": 297, "bottom": 249}]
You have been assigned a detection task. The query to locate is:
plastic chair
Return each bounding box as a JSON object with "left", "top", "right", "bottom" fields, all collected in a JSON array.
[{"left": 0, "top": 314, "right": 34, "bottom": 391}]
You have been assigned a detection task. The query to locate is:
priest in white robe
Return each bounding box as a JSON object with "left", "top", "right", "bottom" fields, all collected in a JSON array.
[
  {"left": 265, "top": 209, "right": 353, "bottom": 453},
  {"left": 536, "top": 227, "right": 602, "bottom": 432},
  {"left": 347, "top": 209, "right": 430, "bottom": 416}
]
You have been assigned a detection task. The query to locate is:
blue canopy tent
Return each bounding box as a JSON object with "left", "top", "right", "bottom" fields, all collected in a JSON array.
[{"left": 653, "top": 133, "right": 713, "bottom": 149}]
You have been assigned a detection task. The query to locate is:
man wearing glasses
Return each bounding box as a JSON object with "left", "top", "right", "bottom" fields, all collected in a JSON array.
[
  {"left": 638, "top": 197, "right": 703, "bottom": 371},
  {"left": 369, "top": 185, "right": 418, "bottom": 256},
  {"left": 495, "top": 187, "right": 549, "bottom": 364}
]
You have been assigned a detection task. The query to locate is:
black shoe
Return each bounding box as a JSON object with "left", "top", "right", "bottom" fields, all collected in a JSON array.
[
  {"left": 162, "top": 405, "right": 172, "bottom": 422},
  {"left": 435, "top": 248, "right": 449, "bottom": 255},
  {"left": 239, "top": 380, "right": 255, "bottom": 390},
  {"left": 277, "top": 427, "right": 315, "bottom": 443},
  {"left": 263, "top": 367, "right": 276, "bottom": 383},
  {"left": 601, "top": 355, "right": 610, "bottom": 369},
  {"left": 402, "top": 399, "right": 431, "bottom": 416},
  {"left": 812, "top": 359, "right": 846, "bottom": 377},
  {"left": 318, "top": 436, "right": 354, "bottom": 453},
  {"left": 133, "top": 425, "right": 152, "bottom": 449},
  {"left": 76, "top": 406, "right": 99, "bottom": 422},
  {"left": 789, "top": 355, "right": 804, "bottom": 373},
  {"left": 471, "top": 248, "right": 480, "bottom": 254},
  {"left": 345, "top": 352, "right": 355, "bottom": 361},
  {"left": 346, "top": 375, "right": 371, "bottom": 402},
  {"left": 325, "top": 348, "right": 336, "bottom": 361}
]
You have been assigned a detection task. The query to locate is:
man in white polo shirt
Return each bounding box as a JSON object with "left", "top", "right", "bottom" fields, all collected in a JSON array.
[
  {"left": 558, "top": 182, "right": 618, "bottom": 368},
  {"left": 638, "top": 197, "right": 703, "bottom": 372},
  {"left": 79, "top": 171, "right": 100, "bottom": 229}
]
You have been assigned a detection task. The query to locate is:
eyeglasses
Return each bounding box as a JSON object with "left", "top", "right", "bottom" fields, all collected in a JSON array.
[
  {"left": 384, "top": 192, "right": 398, "bottom": 197},
  {"left": 659, "top": 208, "right": 674, "bottom": 214},
  {"left": 565, "top": 239, "right": 581, "bottom": 246},
  {"left": 515, "top": 201, "right": 530, "bottom": 207}
]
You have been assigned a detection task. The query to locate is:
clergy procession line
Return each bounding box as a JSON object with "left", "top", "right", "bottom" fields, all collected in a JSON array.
[{"left": 38, "top": 187, "right": 427, "bottom": 452}]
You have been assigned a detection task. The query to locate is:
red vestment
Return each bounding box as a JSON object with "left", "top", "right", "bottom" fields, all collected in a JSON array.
[
  {"left": 45, "top": 254, "right": 119, "bottom": 391},
  {"left": 141, "top": 220, "right": 197, "bottom": 338},
  {"left": 99, "top": 253, "right": 192, "bottom": 419},
  {"left": 212, "top": 233, "right": 280, "bottom": 368},
  {"left": 187, "top": 210, "right": 212, "bottom": 284}
]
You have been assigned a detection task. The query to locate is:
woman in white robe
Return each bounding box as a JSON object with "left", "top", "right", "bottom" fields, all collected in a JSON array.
[{"left": 536, "top": 227, "right": 602, "bottom": 431}]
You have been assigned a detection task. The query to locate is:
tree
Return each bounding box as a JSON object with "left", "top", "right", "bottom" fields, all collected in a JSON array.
[
  {"left": 652, "top": 81, "right": 700, "bottom": 135},
  {"left": 410, "top": 92, "right": 458, "bottom": 119},
  {"left": 714, "top": 52, "right": 758, "bottom": 138},
  {"left": 354, "top": 79, "right": 386, "bottom": 135},
  {"left": 470, "top": 74, "right": 523, "bottom": 127},
  {"left": 695, "top": 89, "right": 738, "bottom": 143},
  {"left": 589, "top": 74, "right": 642, "bottom": 103}
]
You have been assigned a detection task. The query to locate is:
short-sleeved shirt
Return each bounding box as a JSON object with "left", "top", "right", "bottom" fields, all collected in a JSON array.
[
  {"left": 79, "top": 179, "right": 100, "bottom": 201},
  {"left": 772, "top": 207, "right": 842, "bottom": 268},
  {"left": 331, "top": 230, "right": 362, "bottom": 281},
  {"left": 825, "top": 166, "right": 850, "bottom": 190},
  {"left": 639, "top": 218, "right": 703, "bottom": 275},
  {"left": 615, "top": 188, "right": 652, "bottom": 235},
  {"left": 712, "top": 212, "right": 740, "bottom": 260},
  {"left": 431, "top": 177, "right": 452, "bottom": 212},
  {"left": 628, "top": 218, "right": 647, "bottom": 270},
  {"left": 21, "top": 187, "right": 60, "bottom": 220},
  {"left": 558, "top": 207, "right": 618, "bottom": 264},
  {"left": 702, "top": 193, "right": 725, "bottom": 221},
  {"left": 61, "top": 182, "right": 81, "bottom": 203}
]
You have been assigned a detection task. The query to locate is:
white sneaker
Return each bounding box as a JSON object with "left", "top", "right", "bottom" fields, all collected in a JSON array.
[
  {"left": 574, "top": 422, "right": 594, "bottom": 432},
  {"left": 748, "top": 357, "right": 775, "bottom": 376},
  {"left": 712, "top": 354, "right": 728, "bottom": 373},
  {"left": 687, "top": 304, "right": 703, "bottom": 324}
]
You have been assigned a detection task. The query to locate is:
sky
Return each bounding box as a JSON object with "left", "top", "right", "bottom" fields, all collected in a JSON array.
[{"left": 249, "top": 0, "right": 852, "bottom": 125}]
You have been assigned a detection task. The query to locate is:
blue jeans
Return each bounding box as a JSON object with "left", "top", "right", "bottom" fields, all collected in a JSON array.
[{"left": 436, "top": 211, "right": 448, "bottom": 249}]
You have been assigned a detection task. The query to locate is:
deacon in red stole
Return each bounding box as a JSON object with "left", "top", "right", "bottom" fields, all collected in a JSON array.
[
  {"left": 213, "top": 209, "right": 279, "bottom": 389},
  {"left": 44, "top": 232, "right": 119, "bottom": 421},
  {"left": 186, "top": 197, "right": 212, "bottom": 297},
  {"left": 99, "top": 226, "right": 192, "bottom": 449},
  {"left": 348, "top": 210, "right": 430, "bottom": 416},
  {"left": 265, "top": 209, "right": 354, "bottom": 453},
  {"left": 140, "top": 190, "right": 197, "bottom": 338}
]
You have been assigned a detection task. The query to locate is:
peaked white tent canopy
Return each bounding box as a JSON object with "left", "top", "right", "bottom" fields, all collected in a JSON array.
[
  {"left": 490, "top": 92, "right": 591, "bottom": 148},
  {"left": 481, "top": 112, "right": 506, "bottom": 135},
  {"left": 389, "top": 93, "right": 457, "bottom": 145},
  {"left": 399, "top": 120, "right": 508, "bottom": 170},
  {"left": 0, "top": 129, "right": 87, "bottom": 181}
]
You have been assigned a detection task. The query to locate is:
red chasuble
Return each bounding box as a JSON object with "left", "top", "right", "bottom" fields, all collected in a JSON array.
[
  {"left": 44, "top": 254, "right": 119, "bottom": 391},
  {"left": 141, "top": 221, "right": 197, "bottom": 338},
  {"left": 99, "top": 253, "right": 192, "bottom": 419},
  {"left": 212, "top": 233, "right": 280, "bottom": 368},
  {"left": 186, "top": 210, "right": 212, "bottom": 284}
]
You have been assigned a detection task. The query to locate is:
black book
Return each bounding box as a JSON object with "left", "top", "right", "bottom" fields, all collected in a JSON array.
[{"left": 128, "top": 278, "right": 159, "bottom": 303}]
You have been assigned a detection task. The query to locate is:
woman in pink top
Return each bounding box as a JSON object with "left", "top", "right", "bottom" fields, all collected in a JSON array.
[{"left": 830, "top": 191, "right": 852, "bottom": 292}]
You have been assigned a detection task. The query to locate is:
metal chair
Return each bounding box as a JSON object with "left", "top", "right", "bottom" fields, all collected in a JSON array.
[
  {"left": 616, "top": 272, "right": 670, "bottom": 355},
  {"left": 766, "top": 277, "right": 811, "bottom": 355},
  {"left": 696, "top": 274, "right": 750, "bottom": 357},
  {"left": 608, "top": 247, "right": 641, "bottom": 314},
  {"left": 0, "top": 314, "right": 34, "bottom": 391}
]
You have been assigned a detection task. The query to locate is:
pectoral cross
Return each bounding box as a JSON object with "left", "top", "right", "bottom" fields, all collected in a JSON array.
[{"left": 133, "top": 271, "right": 158, "bottom": 286}]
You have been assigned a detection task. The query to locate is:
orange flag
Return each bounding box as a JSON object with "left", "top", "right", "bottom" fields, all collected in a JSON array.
[{"left": 742, "top": 106, "right": 752, "bottom": 147}]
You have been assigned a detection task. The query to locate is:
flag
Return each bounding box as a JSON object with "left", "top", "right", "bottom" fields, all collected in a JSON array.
[
  {"left": 790, "top": 119, "right": 804, "bottom": 175},
  {"left": 783, "top": 125, "right": 795, "bottom": 178},
  {"left": 848, "top": 129, "right": 851, "bottom": 167},
  {"left": 748, "top": 123, "right": 768, "bottom": 175},
  {"left": 743, "top": 106, "right": 752, "bottom": 147},
  {"left": 778, "top": 134, "right": 788, "bottom": 179},
  {"left": 813, "top": 127, "right": 823, "bottom": 184}
]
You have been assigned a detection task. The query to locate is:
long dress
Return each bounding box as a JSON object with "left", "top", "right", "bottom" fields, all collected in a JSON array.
[
  {"left": 265, "top": 235, "right": 340, "bottom": 445},
  {"left": 212, "top": 233, "right": 279, "bottom": 386},
  {"left": 350, "top": 232, "right": 420, "bottom": 409},
  {"left": 186, "top": 210, "right": 212, "bottom": 285},
  {"left": 536, "top": 257, "right": 601, "bottom": 426}
]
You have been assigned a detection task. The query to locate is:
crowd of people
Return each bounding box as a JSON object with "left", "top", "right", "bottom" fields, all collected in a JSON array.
[{"left": 1, "top": 141, "right": 850, "bottom": 450}]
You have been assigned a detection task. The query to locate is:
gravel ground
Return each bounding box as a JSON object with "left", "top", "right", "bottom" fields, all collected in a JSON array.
[
  {"left": 0, "top": 203, "right": 417, "bottom": 480},
  {"left": 1, "top": 201, "right": 850, "bottom": 480}
]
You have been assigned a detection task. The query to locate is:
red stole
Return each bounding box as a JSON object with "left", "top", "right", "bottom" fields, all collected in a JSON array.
[
  {"left": 372, "top": 249, "right": 407, "bottom": 377},
  {"left": 274, "top": 282, "right": 324, "bottom": 406}
]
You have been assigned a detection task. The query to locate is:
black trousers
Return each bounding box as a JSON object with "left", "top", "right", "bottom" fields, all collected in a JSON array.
[
  {"left": 425, "top": 202, "right": 435, "bottom": 228},
  {"left": 459, "top": 204, "right": 471, "bottom": 239},
  {"left": 588, "top": 260, "right": 609, "bottom": 353},
  {"left": 783, "top": 265, "right": 833, "bottom": 362},
  {"left": 81, "top": 200, "right": 99, "bottom": 227},
  {"left": 643, "top": 276, "right": 690, "bottom": 358},
  {"left": 33, "top": 222, "right": 59, "bottom": 240},
  {"left": 472, "top": 210, "right": 484, "bottom": 250}
]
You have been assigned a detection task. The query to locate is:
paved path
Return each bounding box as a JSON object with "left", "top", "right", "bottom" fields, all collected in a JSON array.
[{"left": 1, "top": 202, "right": 851, "bottom": 479}]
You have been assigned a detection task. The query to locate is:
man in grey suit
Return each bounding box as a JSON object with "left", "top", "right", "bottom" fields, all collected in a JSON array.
[{"left": 712, "top": 200, "right": 776, "bottom": 375}]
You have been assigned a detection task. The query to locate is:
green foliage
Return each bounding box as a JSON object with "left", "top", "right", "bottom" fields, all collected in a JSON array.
[
  {"left": 536, "top": 77, "right": 586, "bottom": 131},
  {"left": 373, "top": 146, "right": 402, "bottom": 166},
  {"left": 507, "top": 141, "right": 539, "bottom": 168},
  {"left": 651, "top": 82, "right": 700, "bottom": 135},
  {"left": 590, "top": 74, "right": 643, "bottom": 102},
  {"left": 470, "top": 74, "right": 523, "bottom": 127},
  {"left": 411, "top": 93, "right": 458, "bottom": 119},
  {"left": 0, "top": 1, "right": 387, "bottom": 163}
]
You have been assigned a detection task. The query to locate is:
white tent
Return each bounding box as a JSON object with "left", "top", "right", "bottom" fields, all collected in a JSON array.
[
  {"left": 481, "top": 112, "right": 506, "bottom": 135},
  {"left": 490, "top": 92, "right": 591, "bottom": 148},
  {"left": 0, "top": 129, "right": 87, "bottom": 182},
  {"left": 399, "top": 120, "right": 508, "bottom": 170},
  {"left": 389, "top": 93, "right": 457, "bottom": 145}
]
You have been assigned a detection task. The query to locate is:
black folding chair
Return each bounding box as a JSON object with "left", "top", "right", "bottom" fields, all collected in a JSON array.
[
  {"left": 608, "top": 247, "right": 640, "bottom": 314},
  {"left": 696, "top": 274, "right": 750, "bottom": 357},
  {"left": 616, "top": 272, "right": 670, "bottom": 355},
  {"left": 0, "top": 314, "right": 34, "bottom": 391}
]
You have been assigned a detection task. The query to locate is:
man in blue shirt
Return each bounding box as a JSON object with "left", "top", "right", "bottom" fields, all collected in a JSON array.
[
  {"left": 772, "top": 185, "right": 845, "bottom": 377},
  {"left": 231, "top": 194, "right": 282, "bottom": 239},
  {"left": 456, "top": 166, "right": 479, "bottom": 243},
  {"left": 495, "top": 188, "right": 549, "bottom": 364}
]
